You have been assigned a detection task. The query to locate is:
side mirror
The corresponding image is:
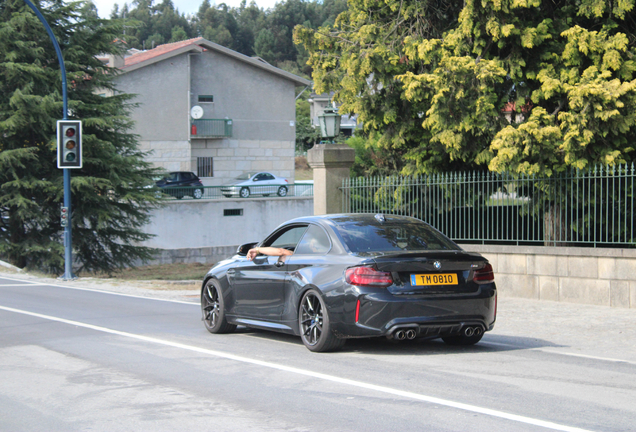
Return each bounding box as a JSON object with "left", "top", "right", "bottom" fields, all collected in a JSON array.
[{"left": 237, "top": 242, "right": 258, "bottom": 256}]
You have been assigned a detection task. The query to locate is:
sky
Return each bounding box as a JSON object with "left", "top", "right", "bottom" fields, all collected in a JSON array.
[{"left": 92, "top": 0, "right": 282, "bottom": 18}]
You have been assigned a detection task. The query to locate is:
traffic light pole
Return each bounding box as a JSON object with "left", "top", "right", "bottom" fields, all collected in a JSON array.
[{"left": 23, "top": 0, "right": 75, "bottom": 279}]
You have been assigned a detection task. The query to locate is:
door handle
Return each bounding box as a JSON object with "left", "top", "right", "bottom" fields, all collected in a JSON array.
[{"left": 275, "top": 260, "right": 285, "bottom": 267}]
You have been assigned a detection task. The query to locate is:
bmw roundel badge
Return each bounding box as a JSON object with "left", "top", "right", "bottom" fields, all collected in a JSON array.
[{"left": 434, "top": 261, "right": 442, "bottom": 270}]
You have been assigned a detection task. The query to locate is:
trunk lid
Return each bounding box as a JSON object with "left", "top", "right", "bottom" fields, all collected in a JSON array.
[{"left": 370, "top": 251, "right": 489, "bottom": 295}]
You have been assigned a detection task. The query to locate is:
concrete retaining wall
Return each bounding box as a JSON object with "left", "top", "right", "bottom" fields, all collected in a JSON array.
[
  {"left": 141, "top": 196, "right": 313, "bottom": 264},
  {"left": 462, "top": 244, "right": 636, "bottom": 309}
]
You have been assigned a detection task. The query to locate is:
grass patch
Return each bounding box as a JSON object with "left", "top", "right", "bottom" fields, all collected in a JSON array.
[
  {"left": 295, "top": 156, "right": 313, "bottom": 181},
  {"left": 81, "top": 262, "right": 211, "bottom": 281}
]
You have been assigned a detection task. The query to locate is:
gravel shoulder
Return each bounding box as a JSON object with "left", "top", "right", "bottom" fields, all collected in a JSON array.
[{"left": 0, "top": 269, "right": 201, "bottom": 303}]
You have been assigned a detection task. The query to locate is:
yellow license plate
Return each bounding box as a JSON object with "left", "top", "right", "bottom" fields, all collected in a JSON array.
[{"left": 410, "top": 273, "right": 458, "bottom": 286}]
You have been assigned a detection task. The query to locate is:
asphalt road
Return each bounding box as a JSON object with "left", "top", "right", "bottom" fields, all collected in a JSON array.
[{"left": 1, "top": 273, "right": 635, "bottom": 432}]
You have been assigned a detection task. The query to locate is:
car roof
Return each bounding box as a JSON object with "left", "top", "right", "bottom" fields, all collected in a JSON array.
[{"left": 281, "top": 213, "right": 424, "bottom": 228}]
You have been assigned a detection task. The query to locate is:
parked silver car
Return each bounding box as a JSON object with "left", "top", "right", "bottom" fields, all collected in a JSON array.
[{"left": 221, "top": 172, "right": 289, "bottom": 198}]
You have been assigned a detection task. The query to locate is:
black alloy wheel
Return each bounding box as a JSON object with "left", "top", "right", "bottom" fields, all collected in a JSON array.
[
  {"left": 240, "top": 187, "right": 250, "bottom": 198},
  {"left": 299, "top": 289, "right": 345, "bottom": 352},
  {"left": 201, "top": 280, "right": 236, "bottom": 334},
  {"left": 277, "top": 186, "right": 288, "bottom": 197}
]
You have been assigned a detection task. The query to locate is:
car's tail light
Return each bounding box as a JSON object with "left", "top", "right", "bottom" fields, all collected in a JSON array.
[
  {"left": 345, "top": 266, "right": 393, "bottom": 287},
  {"left": 473, "top": 263, "right": 494, "bottom": 284}
]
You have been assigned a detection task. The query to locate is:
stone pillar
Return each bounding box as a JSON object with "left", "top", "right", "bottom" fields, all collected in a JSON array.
[{"left": 307, "top": 144, "right": 356, "bottom": 215}]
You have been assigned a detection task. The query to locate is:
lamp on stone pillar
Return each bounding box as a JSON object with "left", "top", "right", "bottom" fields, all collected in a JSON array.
[
  {"left": 318, "top": 103, "right": 341, "bottom": 143},
  {"left": 308, "top": 102, "right": 354, "bottom": 215}
]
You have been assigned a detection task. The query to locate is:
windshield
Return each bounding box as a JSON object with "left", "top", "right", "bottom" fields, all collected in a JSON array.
[
  {"left": 235, "top": 172, "right": 256, "bottom": 180},
  {"left": 334, "top": 221, "right": 459, "bottom": 253}
]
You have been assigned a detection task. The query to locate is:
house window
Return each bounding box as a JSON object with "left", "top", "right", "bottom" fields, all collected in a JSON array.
[
  {"left": 198, "top": 95, "right": 214, "bottom": 103},
  {"left": 197, "top": 157, "right": 213, "bottom": 177}
]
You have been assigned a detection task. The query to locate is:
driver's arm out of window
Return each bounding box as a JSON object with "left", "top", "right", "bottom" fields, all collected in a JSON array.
[{"left": 247, "top": 247, "right": 293, "bottom": 261}]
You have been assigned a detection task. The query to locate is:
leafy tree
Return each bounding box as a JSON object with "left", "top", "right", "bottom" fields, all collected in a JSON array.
[
  {"left": 195, "top": 1, "right": 245, "bottom": 51},
  {"left": 254, "top": 28, "right": 277, "bottom": 62},
  {"left": 169, "top": 25, "right": 188, "bottom": 42},
  {"left": 400, "top": 0, "right": 636, "bottom": 176},
  {"left": 346, "top": 136, "right": 401, "bottom": 177},
  {"left": 296, "top": 0, "right": 636, "bottom": 177},
  {"left": 0, "top": 0, "right": 162, "bottom": 273},
  {"left": 295, "top": 98, "right": 319, "bottom": 153},
  {"left": 295, "top": 0, "right": 464, "bottom": 175},
  {"left": 144, "top": 32, "right": 165, "bottom": 48},
  {"left": 111, "top": 0, "right": 193, "bottom": 50}
]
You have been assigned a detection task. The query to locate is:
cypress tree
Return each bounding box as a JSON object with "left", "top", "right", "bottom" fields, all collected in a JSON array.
[{"left": 0, "top": 0, "right": 162, "bottom": 274}]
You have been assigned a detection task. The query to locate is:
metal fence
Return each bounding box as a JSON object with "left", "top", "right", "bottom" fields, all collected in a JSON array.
[
  {"left": 342, "top": 164, "right": 635, "bottom": 247},
  {"left": 158, "top": 183, "right": 313, "bottom": 200}
]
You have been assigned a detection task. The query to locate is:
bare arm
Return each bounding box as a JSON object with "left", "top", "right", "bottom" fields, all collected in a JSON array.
[{"left": 247, "top": 246, "right": 293, "bottom": 260}]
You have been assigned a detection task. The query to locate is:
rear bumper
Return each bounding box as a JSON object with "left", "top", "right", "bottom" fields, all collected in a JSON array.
[{"left": 329, "top": 284, "right": 497, "bottom": 339}]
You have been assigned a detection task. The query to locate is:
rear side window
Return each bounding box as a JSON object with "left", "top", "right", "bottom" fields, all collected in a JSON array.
[
  {"left": 294, "top": 225, "right": 331, "bottom": 255},
  {"left": 266, "top": 225, "right": 308, "bottom": 250},
  {"left": 334, "top": 221, "right": 458, "bottom": 253}
]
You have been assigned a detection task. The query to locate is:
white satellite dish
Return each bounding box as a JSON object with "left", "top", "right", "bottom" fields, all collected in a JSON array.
[{"left": 190, "top": 105, "right": 204, "bottom": 119}]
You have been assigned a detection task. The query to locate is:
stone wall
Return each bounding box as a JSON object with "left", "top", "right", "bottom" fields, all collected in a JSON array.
[
  {"left": 462, "top": 244, "right": 636, "bottom": 308},
  {"left": 191, "top": 139, "right": 295, "bottom": 185}
]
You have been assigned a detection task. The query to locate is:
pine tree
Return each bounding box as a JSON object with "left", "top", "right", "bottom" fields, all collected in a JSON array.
[{"left": 0, "top": 0, "right": 162, "bottom": 274}]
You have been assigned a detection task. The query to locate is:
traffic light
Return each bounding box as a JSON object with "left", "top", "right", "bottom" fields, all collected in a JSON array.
[
  {"left": 60, "top": 206, "right": 68, "bottom": 227},
  {"left": 57, "top": 120, "right": 82, "bottom": 169}
]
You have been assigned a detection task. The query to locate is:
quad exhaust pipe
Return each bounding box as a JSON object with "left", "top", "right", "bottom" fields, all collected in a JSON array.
[
  {"left": 392, "top": 328, "right": 417, "bottom": 341},
  {"left": 391, "top": 326, "right": 483, "bottom": 341},
  {"left": 463, "top": 326, "right": 483, "bottom": 337}
]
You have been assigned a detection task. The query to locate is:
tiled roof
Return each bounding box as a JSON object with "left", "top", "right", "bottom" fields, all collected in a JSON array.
[
  {"left": 118, "top": 37, "right": 310, "bottom": 86},
  {"left": 123, "top": 37, "right": 205, "bottom": 68}
]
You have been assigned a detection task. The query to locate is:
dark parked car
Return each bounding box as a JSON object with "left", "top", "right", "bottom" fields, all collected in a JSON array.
[
  {"left": 201, "top": 214, "right": 497, "bottom": 352},
  {"left": 156, "top": 171, "right": 204, "bottom": 199}
]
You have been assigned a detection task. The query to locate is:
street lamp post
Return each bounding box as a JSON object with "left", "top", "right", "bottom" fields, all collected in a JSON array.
[{"left": 318, "top": 103, "right": 341, "bottom": 144}]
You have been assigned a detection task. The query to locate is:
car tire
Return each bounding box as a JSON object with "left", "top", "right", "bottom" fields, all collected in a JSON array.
[
  {"left": 240, "top": 187, "right": 250, "bottom": 198},
  {"left": 441, "top": 332, "right": 484, "bottom": 346},
  {"left": 277, "top": 186, "right": 288, "bottom": 197},
  {"left": 193, "top": 188, "right": 203, "bottom": 199},
  {"left": 299, "top": 289, "right": 345, "bottom": 352},
  {"left": 201, "top": 279, "right": 236, "bottom": 334}
]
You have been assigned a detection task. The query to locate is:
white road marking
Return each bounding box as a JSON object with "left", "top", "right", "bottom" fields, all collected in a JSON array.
[
  {"left": 0, "top": 275, "right": 197, "bottom": 305},
  {"left": 481, "top": 341, "right": 636, "bottom": 366},
  {"left": 0, "top": 304, "right": 596, "bottom": 432},
  {"left": 2, "top": 275, "right": 632, "bottom": 367}
]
